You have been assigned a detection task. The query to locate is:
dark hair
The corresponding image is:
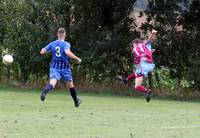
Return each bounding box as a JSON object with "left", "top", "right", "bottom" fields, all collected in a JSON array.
[
  {"left": 132, "top": 38, "right": 141, "bottom": 44},
  {"left": 57, "top": 28, "right": 66, "bottom": 34}
]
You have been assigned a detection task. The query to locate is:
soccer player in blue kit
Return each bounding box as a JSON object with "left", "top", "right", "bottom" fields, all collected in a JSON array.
[{"left": 40, "top": 28, "right": 82, "bottom": 107}]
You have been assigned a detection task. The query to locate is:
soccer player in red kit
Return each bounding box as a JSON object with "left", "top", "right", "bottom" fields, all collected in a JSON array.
[{"left": 118, "top": 30, "right": 158, "bottom": 102}]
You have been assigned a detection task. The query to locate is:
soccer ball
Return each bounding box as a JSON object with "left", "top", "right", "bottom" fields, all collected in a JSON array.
[
  {"left": 152, "top": 30, "right": 158, "bottom": 34},
  {"left": 3, "top": 55, "right": 13, "bottom": 65}
]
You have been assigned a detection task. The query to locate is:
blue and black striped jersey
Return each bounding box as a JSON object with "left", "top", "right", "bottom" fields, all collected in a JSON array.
[{"left": 45, "top": 40, "right": 71, "bottom": 70}]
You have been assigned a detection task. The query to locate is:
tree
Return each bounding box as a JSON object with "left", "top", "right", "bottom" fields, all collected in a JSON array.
[
  {"left": 1, "top": 0, "right": 72, "bottom": 83},
  {"left": 142, "top": 0, "right": 200, "bottom": 90},
  {"left": 72, "top": 0, "right": 135, "bottom": 82},
  {"left": 181, "top": 1, "right": 200, "bottom": 89}
]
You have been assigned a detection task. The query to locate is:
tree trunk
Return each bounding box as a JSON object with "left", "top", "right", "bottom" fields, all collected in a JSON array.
[
  {"left": 6, "top": 66, "right": 11, "bottom": 85},
  {"left": 20, "top": 67, "right": 29, "bottom": 85},
  {"left": 154, "top": 70, "right": 162, "bottom": 94},
  {"left": 148, "top": 72, "right": 153, "bottom": 89},
  {"left": 0, "top": 65, "right": 2, "bottom": 82},
  {"left": 176, "top": 78, "right": 182, "bottom": 96}
]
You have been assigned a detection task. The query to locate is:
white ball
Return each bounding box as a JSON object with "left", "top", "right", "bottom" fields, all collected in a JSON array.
[
  {"left": 3, "top": 55, "right": 13, "bottom": 64},
  {"left": 152, "top": 30, "right": 158, "bottom": 34}
]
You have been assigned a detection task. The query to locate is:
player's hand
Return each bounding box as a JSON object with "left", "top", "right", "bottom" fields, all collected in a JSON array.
[
  {"left": 77, "top": 58, "right": 82, "bottom": 64},
  {"left": 152, "top": 49, "right": 156, "bottom": 53},
  {"left": 152, "top": 29, "right": 158, "bottom": 34}
]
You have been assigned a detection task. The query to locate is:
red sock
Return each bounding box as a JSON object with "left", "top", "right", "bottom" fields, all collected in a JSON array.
[
  {"left": 128, "top": 73, "right": 136, "bottom": 81},
  {"left": 135, "top": 86, "right": 147, "bottom": 93}
]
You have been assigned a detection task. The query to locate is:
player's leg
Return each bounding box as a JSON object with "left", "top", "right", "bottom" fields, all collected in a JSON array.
[
  {"left": 40, "top": 68, "right": 60, "bottom": 101},
  {"left": 40, "top": 78, "right": 57, "bottom": 101},
  {"left": 134, "top": 64, "right": 148, "bottom": 93},
  {"left": 134, "top": 76, "right": 146, "bottom": 93},
  {"left": 128, "top": 73, "right": 136, "bottom": 81},
  {"left": 117, "top": 72, "right": 136, "bottom": 84},
  {"left": 136, "top": 61, "right": 155, "bottom": 102},
  {"left": 66, "top": 81, "right": 81, "bottom": 107},
  {"left": 146, "top": 63, "right": 155, "bottom": 102},
  {"left": 117, "top": 75, "right": 128, "bottom": 84},
  {"left": 134, "top": 75, "right": 152, "bottom": 102},
  {"left": 62, "top": 70, "right": 81, "bottom": 107}
]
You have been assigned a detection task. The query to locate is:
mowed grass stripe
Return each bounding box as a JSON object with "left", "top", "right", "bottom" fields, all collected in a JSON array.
[{"left": 0, "top": 89, "right": 200, "bottom": 138}]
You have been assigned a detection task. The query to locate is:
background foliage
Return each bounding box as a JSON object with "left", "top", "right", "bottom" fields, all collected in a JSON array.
[{"left": 0, "top": 0, "right": 199, "bottom": 94}]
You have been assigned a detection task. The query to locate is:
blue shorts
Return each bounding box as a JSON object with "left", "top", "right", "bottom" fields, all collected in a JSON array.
[
  {"left": 49, "top": 68, "right": 73, "bottom": 81},
  {"left": 135, "top": 61, "right": 155, "bottom": 77}
]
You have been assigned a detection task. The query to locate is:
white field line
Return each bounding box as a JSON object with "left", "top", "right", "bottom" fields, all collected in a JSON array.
[{"left": 162, "top": 125, "right": 200, "bottom": 130}]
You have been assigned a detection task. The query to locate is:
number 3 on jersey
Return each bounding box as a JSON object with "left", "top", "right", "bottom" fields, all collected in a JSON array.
[{"left": 55, "top": 46, "right": 61, "bottom": 57}]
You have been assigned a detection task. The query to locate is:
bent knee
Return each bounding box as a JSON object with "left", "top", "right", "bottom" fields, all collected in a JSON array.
[{"left": 66, "top": 81, "right": 74, "bottom": 88}]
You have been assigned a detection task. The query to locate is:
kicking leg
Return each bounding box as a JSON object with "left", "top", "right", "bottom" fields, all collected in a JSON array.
[
  {"left": 66, "top": 81, "right": 81, "bottom": 107},
  {"left": 117, "top": 72, "right": 136, "bottom": 85},
  {"left": 128, "top": 73, "right": 136, "bottom": 81},
  {"left": 40, "top": 78, "right": 57, "bottom": 101},
  {"left": 134, "top": 76, "right": 152, "bottom": 102},
  {"left": 134, "top": 76, "right": 147, "bottom": 93}
]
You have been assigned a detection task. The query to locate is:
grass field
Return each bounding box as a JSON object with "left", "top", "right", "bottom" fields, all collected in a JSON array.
[{"left": 1, "top": 89, "right": 200, "bottom": 138}]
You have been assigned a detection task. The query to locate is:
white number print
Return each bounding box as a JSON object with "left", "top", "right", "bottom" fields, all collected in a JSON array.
[{"left": 55, "top": 46, "right": 61, "bottom": 57}]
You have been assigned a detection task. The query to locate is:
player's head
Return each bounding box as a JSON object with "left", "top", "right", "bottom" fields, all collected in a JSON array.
[
  {"left": 57, "top": 28, "right": 66, "bottom": 40},
  {"left": 132, "top": 38, "right": 141, "bottom": 44},
  {"left": 132, "top": 38, "right": 141, "bottom": 47}
]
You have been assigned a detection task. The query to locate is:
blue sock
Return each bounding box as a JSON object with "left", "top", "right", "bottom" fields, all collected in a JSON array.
[
  {"left": 43, "top": 84, "right": 53, "bottom": 94},
  {"left": 70, "top": 87, "right": 78, "bottom": 103}
]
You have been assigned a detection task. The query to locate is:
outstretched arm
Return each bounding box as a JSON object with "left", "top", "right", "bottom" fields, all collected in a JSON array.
[
  {"left": 40, "top": 48, "right": 47, "bottom": 55},
  {"left": 40, "top": 42, "right": 52, "bottom": 55},
  {"left": 65, "top": 49, "right": 82, "bottom": 64},
  {"left": 148, "top": 30, "right": 158, "bottom": 42}
]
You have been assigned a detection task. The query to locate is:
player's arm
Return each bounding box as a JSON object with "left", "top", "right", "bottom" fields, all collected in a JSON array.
[
  {"left": 152, "top": 49, "right": 156, "bottom": 53},
  {"left": 40, "top": 48, "right": 47, "bottom": 55},
  {"left": 40, "top": 42, "right": 52, "bottom": 55},
  {"left": 65, "top": 49, "right": 82, "bottom": 64},
  {"left": 148, "top": 29, "right": 158, "bottom": 42}
]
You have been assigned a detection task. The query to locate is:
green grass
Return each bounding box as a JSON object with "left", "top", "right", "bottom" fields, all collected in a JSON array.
[{"left": 1, "top": 89, "right": 200, "bottom": 138}]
